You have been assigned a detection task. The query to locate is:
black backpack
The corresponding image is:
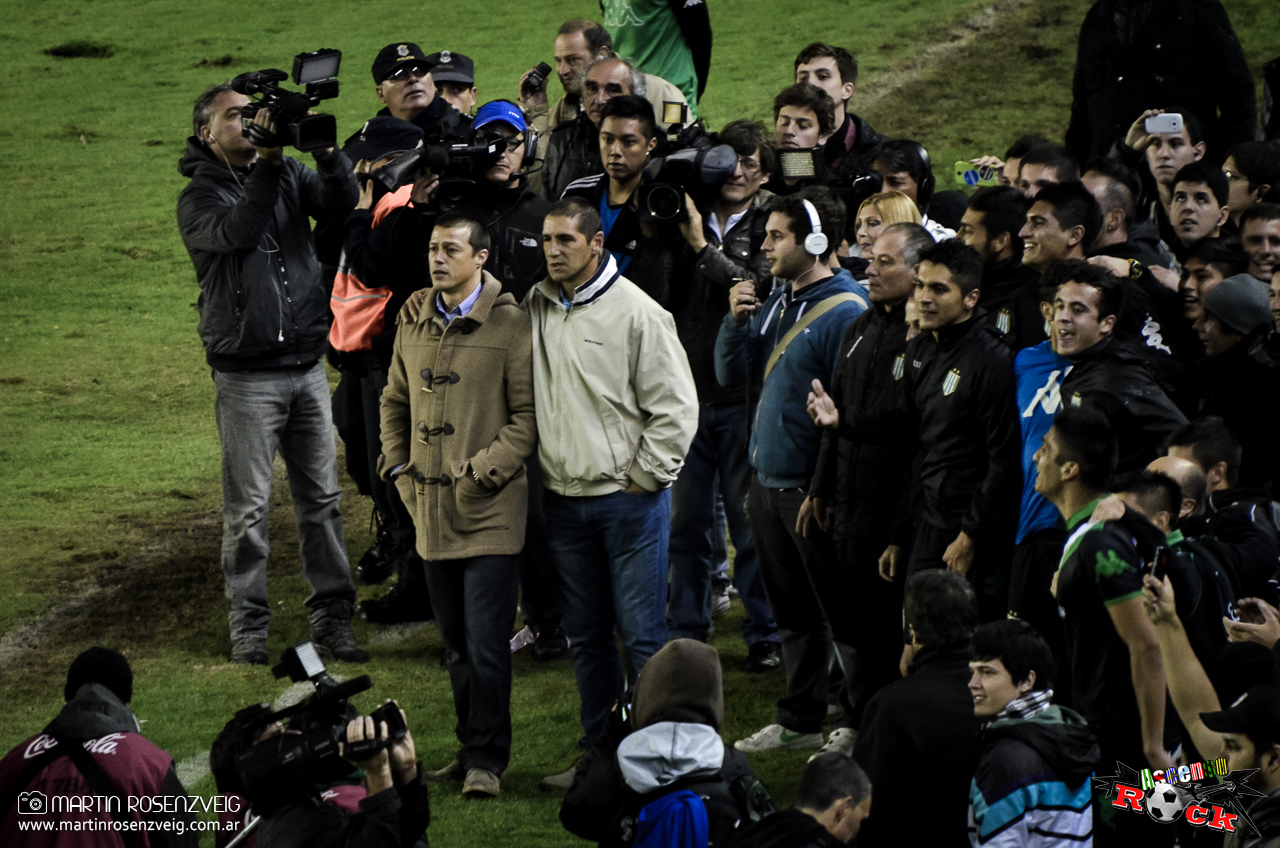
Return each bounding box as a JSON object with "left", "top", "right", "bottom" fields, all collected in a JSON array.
[{"left": 616, "top": 770, "right": 776, "bottom": 848}]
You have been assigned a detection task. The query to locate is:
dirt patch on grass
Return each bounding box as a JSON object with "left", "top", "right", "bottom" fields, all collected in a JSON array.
[{"left": 0, "top": 509, "right": 225, "bottom": 690}]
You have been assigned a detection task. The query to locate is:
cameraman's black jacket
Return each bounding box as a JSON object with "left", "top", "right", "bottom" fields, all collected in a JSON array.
[
  {"left": 840, "top": 313, "right": 1021, "bottom": 543},
  {"left": 669, "top": 192, "right": 772, "bottom": 405},
  {"left": 259, "top": 769, "right": 430, "bottom": 848},
  {"left": 177, "top": 138, "right": 358, "bottom": 372},
  {"left": 563, "top": 174, "right": 674, "bottom": 307},
  {"left": 809, "top": 300, "right": 912, "bottom": 545},
  {"left": 545, "top": 113, "right": 603, "bottom": 201},
  {"left": 1196, "top": 486, "right": 1280, "bottom": 601},
  {"left": 1058, "top": 335, "right": 1187, "bottom": 474},
  {"left": 979, "top": 256, "right": 1048, "bottom": 350},
  {"left": 453, "top": 178, "right": 551, "bottom": 304}
]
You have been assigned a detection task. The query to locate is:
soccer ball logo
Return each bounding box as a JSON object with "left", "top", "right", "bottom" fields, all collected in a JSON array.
[{"left": 1144, "top": 782, "right": 1188, "bottom": 822}]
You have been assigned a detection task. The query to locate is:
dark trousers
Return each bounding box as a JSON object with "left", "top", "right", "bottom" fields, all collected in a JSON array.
[
  {"left": 1009, "top": 528, "right": 1068, "bottom": 665},
  {"left": 908, "top": 519, "right": 1011, "bottom": 622},
  {"left": 748, "top": 479, "right": 858, "bottom": 733},
  {"left": 518, "top": 456, "right": 562, "bottom": 630},
  {"left": 422, "top": 554, "right": 519, "bottom": 773},
  {"left": 834, "top": 531, "right": 905, "bottom": 727}
]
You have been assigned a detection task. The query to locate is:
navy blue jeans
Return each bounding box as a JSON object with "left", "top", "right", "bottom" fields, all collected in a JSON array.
[
  {"left": 668, "top": 404, "right": 777, "bottom": 645},
  {"left": 544, "top": 488, "right": 671, "bottom": 748},
  {"left": 423, "top": 554, "right": 520, "bottom": 774}
]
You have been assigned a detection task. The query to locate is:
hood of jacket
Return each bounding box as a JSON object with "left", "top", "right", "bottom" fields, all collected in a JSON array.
[
  {"left": 44, "top": 682, "right": 140, "bottom": 741},
  {"left": 616, "top": 721, "right": 725, "bottom": 794},
  {"left": 632, "top": 638, "right": 724, "bottom": 731},
  {"left": 985, "top": 704, "right": 1100, "bottom": 787}
]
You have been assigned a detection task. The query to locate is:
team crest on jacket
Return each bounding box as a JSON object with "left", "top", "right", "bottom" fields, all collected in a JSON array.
[
  {"left": 1070, "top": 393, "right": 1082, "bottom": 407},
  {"left": 942, "top": 369, "right": 960, "bottom": 396},
  {"left": 892, "top": 354, "right": 905, "bottom": 381},
  {"left": 997, "top": 309, "right": 1011, "bottom": 335}
]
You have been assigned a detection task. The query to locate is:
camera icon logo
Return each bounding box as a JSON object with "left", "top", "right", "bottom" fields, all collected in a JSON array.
[{"left": 18, "top": 790, "right": 47, "bottom": 815}]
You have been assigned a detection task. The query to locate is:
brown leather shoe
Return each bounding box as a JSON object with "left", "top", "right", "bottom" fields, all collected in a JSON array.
[
  {"left": 423, "top": 758, "right": 464, "bottom": 783},
  {"left": 538, "top": 753, "right": 584, "bottom": 793},
  {"left": 462, "top": 768, "right": 501, "bottom": 798}
]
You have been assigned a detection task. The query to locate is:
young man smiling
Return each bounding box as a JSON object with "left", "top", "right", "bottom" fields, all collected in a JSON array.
[{"left": 967, "top": 620, "right": 1098, "bottom": 848}]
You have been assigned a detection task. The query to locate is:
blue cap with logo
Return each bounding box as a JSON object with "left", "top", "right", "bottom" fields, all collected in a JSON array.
[{"left": 474, "top": 100, "right": 527, "bottom": 133}]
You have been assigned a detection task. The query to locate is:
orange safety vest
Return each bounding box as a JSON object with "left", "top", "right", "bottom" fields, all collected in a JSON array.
[{"left": 328, "top": 184, "right": 413, "bottom": 352}]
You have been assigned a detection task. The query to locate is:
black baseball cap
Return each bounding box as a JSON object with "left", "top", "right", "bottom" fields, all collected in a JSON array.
[
  {"left": 65, "top": 647, "right": 133, "bottom": 705},
  {"left": 372, "top": 42, "right": 433, "bottom": 84},
  {"left": 345, "top": 117, "right": 423, "bottom": 163},
  {"left": 1201, "top": 684, "right": 1280, "bottom": 742},
  {"left": 426, "top": 50, "right": 474, "bottom": 85}
]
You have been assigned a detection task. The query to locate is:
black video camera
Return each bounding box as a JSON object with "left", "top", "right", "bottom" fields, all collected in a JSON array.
[
  {"left": 232, "top": 49, "right": 342, "bottom": 153},
  {"left": 776, "top": 148, "right": 883, "bottom": 220},
  {"left": 229, "top": 642, "right": 405, "bottom": 815},
  {"left": 636, "top": 121, "right": 737, "bottom": 224},
  {"left": 372, "top": 129, "right": 510, "bottom": 203}
]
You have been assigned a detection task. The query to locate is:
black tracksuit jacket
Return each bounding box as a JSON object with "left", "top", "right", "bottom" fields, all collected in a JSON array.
[{"left": 841, "top": 313, "right": 1021, "bottom": 543}]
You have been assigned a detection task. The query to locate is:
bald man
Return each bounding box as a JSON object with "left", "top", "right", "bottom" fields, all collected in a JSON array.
[{"left": 1147, "top": 455, "right": 1207, "bottom": 527}]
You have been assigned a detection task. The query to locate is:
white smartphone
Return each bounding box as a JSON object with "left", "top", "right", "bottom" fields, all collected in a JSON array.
[{"left": 1145, "top": 113, "right": 1184, "bottom": 135}]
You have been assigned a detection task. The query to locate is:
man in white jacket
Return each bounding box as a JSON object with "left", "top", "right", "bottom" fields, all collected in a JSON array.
[{"left": 526, "top": 196, "right": 698, "bottom": 790}]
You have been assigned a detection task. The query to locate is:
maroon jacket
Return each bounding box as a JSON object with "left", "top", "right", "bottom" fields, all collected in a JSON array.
[{"left": 0, "top": 684, "right": 196, "bottom": 848}]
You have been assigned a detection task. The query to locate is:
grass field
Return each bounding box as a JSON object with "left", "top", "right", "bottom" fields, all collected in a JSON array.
[{"left": 2, "top": 1, "right": 1278, "bottom": 845}]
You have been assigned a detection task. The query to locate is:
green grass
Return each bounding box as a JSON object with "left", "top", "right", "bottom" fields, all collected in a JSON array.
[{"left": 2, "top": 0, "right": 1278, "bottom": 844}]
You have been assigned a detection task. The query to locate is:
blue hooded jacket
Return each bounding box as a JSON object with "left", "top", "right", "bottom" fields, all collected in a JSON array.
[{"left": 714, "top": 270, "right": 868, "bottom": 488}]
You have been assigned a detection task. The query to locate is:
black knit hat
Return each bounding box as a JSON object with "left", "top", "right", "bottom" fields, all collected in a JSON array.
[{"left": 64, "top": 647, "right": 133, "bottom": 704}]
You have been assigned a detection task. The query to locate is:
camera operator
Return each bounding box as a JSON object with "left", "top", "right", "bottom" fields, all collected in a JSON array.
[
  {"left": 0, "top": 647, "right": 197, "bottom": 848},
  {"left": 562, "top": 94, "right": 673, "bottom": 306},
  {"left": 667, "top": 119, "right": 782, "bottom": 668},
  {"left": 214, "top": 699, "right": 428, "bottom": 848},
  {"left": 178, "top": 81, "right": 366, "bottom": 665}
]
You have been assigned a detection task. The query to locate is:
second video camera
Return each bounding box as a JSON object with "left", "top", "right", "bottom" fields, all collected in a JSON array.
[{"left": 232, "top": 49, "right": 342, "bottom": 153}]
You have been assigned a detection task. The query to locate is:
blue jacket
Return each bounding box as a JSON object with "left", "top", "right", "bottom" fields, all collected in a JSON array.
[
  {"left": 1014, "top": 342, "right": 1070, "bottom": 544},
  {"left": 714, "top": 271, "right": 868, "bottom": 488}
]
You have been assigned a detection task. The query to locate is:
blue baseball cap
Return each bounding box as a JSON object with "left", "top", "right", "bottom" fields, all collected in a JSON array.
[{"left": 474, "top": 100, "right": 527, "bottom": 133}]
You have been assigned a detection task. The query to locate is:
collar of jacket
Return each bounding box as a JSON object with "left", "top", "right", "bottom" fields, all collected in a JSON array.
[
  {"left": 1065, "top": 332, "right": 1120, "bottom": 366},
  {"left": 533, "top": 251, "right": 621, "bottom": 309},
  {"left": 932, "top": 310, "right": 985, "bottom": 351},
  {"left": 909, "top": 639, "right": 972, "bottom": 674},
  {"left": 425, "top": 272, "right": 504, "bottom": 330},
  {"left": 875, "top": 297, "right": 909, "bottom": 323}
]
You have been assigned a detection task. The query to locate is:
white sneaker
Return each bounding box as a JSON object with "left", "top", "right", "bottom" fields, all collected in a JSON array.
[
  {"left": 809, "top": 727, "right": 857, "bottom": 762},
  {"left": 711, "top": 589, "right": 732, "bottom": 616},
  {"left": 734, "top": 724, "right": 823, "bottom": 753}
]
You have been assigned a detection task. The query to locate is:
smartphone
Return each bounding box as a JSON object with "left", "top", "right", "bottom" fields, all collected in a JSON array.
[
  {"left": 955, "top": 162, "right": 998, "bottom": 187},
  {"left": 1144, "top": 546, "right": 1170, "bottom": 582},
  {"left": 1145, "top": 113, "right": 1184, "bottom": 135}
]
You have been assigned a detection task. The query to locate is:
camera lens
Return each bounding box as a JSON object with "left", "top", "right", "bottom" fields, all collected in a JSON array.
[{"left": 646, "top": 185, "right": 683, "bottom": 221}]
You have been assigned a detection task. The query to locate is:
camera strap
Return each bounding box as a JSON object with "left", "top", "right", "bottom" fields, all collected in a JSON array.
[
  {"left": 762, "top": 292, "right": 866, "bottom": 382},
  {"left": 0, "top": 735, "right": 138, "bottom": 848},
  {"left": 0, "top": 743, "right": 65, "bottom": 823}
]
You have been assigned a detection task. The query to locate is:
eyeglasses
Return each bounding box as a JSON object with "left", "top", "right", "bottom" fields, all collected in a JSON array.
[
  {"left": 737, "top": 157, "right": 762, "bottom": 175},
  {"left": 386, "top": 64, "right": 431, "bottom": 83}
]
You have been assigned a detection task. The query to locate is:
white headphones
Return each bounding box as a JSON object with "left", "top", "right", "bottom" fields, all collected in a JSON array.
[{"left": 800, "top": 198, "right": 828, "bottom": 256}]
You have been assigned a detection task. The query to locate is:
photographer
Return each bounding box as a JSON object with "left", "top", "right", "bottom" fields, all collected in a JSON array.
[
  {"left": 667, "top": 119, "right": 781, "bottom": 669},
  {"left": 215, "top": 702, "right": 428, "bottom": 848},
  {"left": 178, "top": 81, "right": 366, "bottom": 666},
  {"left": 0, "top": 648, "right": 197, "bottom": 848}
]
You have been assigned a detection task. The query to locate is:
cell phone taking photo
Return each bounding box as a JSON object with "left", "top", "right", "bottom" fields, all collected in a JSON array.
[{"left": 1144, "top": 113, "right": 1184, "bottom": 135}]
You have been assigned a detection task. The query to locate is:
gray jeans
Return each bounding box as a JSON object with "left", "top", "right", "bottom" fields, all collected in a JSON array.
[{"left": 214, "top": 363, "right": 356, "bottom": 641}]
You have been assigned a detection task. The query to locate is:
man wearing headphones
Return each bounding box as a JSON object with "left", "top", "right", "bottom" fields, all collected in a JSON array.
[
  {"left": 178, "top": 82, "right": 367, "bottom": 665},
  {"left": 870, "top": 139, "right": 955, "bottom": 241},
  {"left": 715, "top": 188, "right": 870, "bottom": 754}
]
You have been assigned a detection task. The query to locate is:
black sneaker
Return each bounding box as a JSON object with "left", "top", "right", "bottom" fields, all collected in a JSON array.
[
  {"left": 741, "top": 640, "right": 782, "bottom": 674},
  {"left": 310, "top": 601, "right": 371, "bottom": 663},
  {"left": 530, "top": 625, "right": 569, "bottom": 662},
  {"left": 359, "top": 580, "right": 433, "bottom": 625},
  {"left": 357, "top": 528, "right": 396, "bottom": 585}
]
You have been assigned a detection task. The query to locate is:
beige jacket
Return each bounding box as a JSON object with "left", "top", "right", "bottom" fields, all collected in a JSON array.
[
  {"left": 380, "top": 275, "right": 537, "bottom": 559},
  {"left": 524, "top": 253, "right": 698, "bottom": 496}
]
